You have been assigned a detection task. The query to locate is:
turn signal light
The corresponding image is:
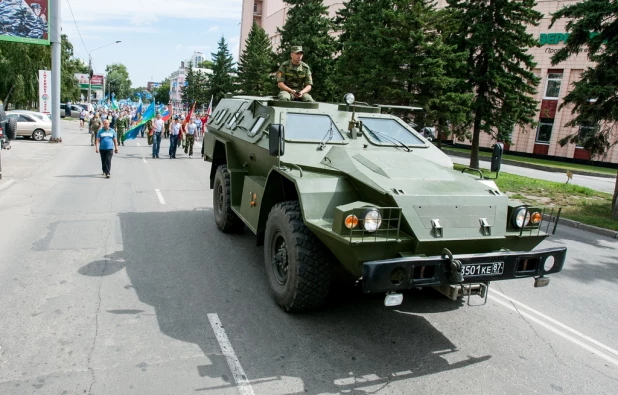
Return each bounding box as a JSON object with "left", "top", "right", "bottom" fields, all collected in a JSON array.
[
  {"left": 530, "top": 211, "right": 542, "bottom": 225},
  {"left": 345, "top": 214, "right": 359, "bottom": 229}
]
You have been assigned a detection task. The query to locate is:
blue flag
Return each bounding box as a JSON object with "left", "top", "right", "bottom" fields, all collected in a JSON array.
[{"left": 123, "top": 102, "right": 156, "bottom": 141}]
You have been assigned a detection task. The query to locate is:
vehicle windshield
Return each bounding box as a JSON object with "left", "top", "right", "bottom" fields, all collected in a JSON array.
[
  {"left": 360, "top": 117, "right": 424, "bottom": 145},
  {"left": 286, "top": 113, "right": 344, "bottom": 142}
]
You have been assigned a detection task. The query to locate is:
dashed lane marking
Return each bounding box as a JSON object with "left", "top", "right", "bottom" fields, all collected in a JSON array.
[
  {"left": 155, "top": 189, "right": 165, "bottom": 205},
  {"left": 142, "top": 157, "right": 147, "bottom": 164},
  {"left": 208, "top": 313, "right": 255, "bottom": 395}
]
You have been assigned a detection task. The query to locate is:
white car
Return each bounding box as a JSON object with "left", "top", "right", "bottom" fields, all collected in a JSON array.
[{"left": 6, "top": 111, "right": 52, "bottom": 141}]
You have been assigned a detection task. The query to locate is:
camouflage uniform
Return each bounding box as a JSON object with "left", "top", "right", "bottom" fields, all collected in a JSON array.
[
  {"left": 89, "top": 116, "right": 102, "bottom": 146},
  {"left": 277, "top": 60, "right": 314, "bottom": 102},
  {"left": 116, "top": 116, "right": 129, "bottom": 146}
]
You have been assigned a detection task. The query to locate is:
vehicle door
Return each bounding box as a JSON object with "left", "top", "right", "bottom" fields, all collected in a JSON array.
[{"left": 18, "top": 114, "right": 37, "bottom": 135}]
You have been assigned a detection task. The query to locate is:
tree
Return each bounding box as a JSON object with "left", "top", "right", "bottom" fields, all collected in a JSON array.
[
  {"left": 198, "top": 60, "right": 215, "bottom": 69},
  {"left": 334, "top": 0, "right": 471, "bottom": 141},
  {"left": 277, "top": 0, "right": 338, "bottom": 102},
  {"left": 447, "top": 0, "right": 542, "bottom": 169},
  {"left": 238, "top": 22, "right": 277, "bottom": 96},
  {"left": 105, "top": 63, "right": 132, "bottom": 100},
  {"left": 61, "top": 34, "right": 87, "bottom": 103},
  {"left": 154, "top": 78, "right": 171, "bottom": 105},
  {"left": 208, "top": 36, "right": 236, "bottom": 104},
  {"left": 550, "top": 0, "right": 618, "bottom": 219}
]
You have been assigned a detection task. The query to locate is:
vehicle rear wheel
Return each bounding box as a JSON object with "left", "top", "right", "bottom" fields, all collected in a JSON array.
[
  {"left": 264, "top": 201, "right": 332, "bottom": 312},
  {"left": 6, "top": 118, "right": 17, "bottom": 140},
  {"left": 213, "top": 165, "right": 244, "bottom": 232},
  {"left": 32, "top": 129, "right": 46, "bottom": 141}
]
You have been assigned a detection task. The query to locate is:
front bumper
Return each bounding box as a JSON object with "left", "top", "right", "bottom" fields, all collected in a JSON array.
[{"left": 362, "top": 247, "right": 567, "bottom": 293}]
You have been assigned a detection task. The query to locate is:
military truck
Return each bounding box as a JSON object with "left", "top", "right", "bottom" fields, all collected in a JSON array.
[{"left": 202, "top": 94, "right": 566, "bottom": 312}]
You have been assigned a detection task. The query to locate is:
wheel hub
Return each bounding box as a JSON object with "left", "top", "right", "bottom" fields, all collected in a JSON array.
[{"left": 272, "top": 235, "right": 289, "bottom": 284}]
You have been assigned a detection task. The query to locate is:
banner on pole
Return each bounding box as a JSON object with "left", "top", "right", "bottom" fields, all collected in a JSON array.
[
  {"left": 0, "top": 0, "right": 50, "bottom": 45},
  {"left": 39, "top": 69, "right": 51, "bottom": 114}
]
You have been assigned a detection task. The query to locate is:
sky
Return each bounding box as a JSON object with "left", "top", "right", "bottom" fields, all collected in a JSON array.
[{"left": 59, "top": 0, "right": 243, "bottom": 88}]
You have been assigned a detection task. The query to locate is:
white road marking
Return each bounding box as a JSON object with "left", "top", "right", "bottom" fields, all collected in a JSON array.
[
  {"left": 137, "top": 142, "right": 140, "bottom": 146},
  {"left": 142, "top": 157, "right": 147, "bottom": 164},
  {"left": 489, "top": 295, "right": 618, "bottom": 367},
  {"left": 155, "top": 189, "right": 165, "bottom": 205},
  {"left": 491, "top": 289, "right": 618, "bottom": 357},
  {"left": 208, "top": 313, "right": 255, "bottom": 395}
]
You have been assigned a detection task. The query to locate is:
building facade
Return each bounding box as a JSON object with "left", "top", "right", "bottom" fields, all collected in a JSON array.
[
  {"left": 168, "top": 60, "right": 213, "bottom": 113},
  {"left": 239, "top": 0, "right": 617, "bottom": 164}
]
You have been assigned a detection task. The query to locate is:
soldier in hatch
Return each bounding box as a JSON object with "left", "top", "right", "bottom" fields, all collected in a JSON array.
[{"left": 276, "top": 46, "right": 314, "bottom": 102}]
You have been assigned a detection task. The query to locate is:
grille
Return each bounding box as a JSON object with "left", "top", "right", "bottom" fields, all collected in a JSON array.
[{"left": 343, "top": 207, "right": 403, "bottom": 243}]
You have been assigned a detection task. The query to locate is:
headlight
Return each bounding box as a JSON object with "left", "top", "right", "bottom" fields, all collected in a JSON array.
[
  {"left": 512, "top": 207, "right": 531, "bottom": 228},
  {"left": 345, "top": 214, "right": 359, "bottom": 229},
  {"left": 363, "top": 209, "right": 382, "bottom": 232},
  {"left": 343, "top": 93, "right": 355, "bottom": 105},
  {"left": 530, "top": 211, "right": 542, "bottom": 225}
]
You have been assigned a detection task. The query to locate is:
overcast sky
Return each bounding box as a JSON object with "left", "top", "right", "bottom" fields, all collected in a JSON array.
[{"left": 60, "top": 0, "right": 243, "bottom": 88}]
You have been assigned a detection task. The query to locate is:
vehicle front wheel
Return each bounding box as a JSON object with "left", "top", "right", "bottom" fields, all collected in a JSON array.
[
  {"left": 213, "top": 165, "right": 244, "bottom": 232},
  {"left": 264, "top": 201, "right": 332, "bottom": 312},
  {"left": 32, "top": 129, "right": 46, "bottom": 141}
]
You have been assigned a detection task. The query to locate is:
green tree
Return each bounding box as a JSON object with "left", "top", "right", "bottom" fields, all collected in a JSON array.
[
  {"left": 447, "top": 0, "right": 542, "bottom": 169},
  {"left": 105, "top": 63, "right": 132, "bottom": 99},
  {"left": 550, "top": 0, "right": 618, "bottom": 218},
  {"left": 277, "top": 0, "right": 338, "bottom": 102},
  {"left": 238, "top": 22, "right": 276, "bottom": 96},
  {"left": 182, "top": 64, "right": 210, "bottom": 108},
  {"left": 154, "top": 78, "right": 171, "bottom": 105},
  {"left": 198, "top": 60, "right": 215, "bottom": 69},
  {"left": 208, "top": 36, "right": 236, "bottom": 104}
]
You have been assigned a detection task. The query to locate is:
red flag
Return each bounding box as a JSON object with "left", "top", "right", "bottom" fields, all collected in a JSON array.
[{"left": 183, "top": 102, "right": 196, "bottom": 127}]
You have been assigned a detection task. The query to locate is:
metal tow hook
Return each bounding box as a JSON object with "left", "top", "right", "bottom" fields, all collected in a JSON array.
[{"left": 442, "top": 248, "right": 465, "bottom": 299}]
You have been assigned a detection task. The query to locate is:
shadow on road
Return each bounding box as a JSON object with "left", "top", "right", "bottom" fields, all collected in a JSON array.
[{"left": 79, "top": 210, "right": 491, "bottom": 393}]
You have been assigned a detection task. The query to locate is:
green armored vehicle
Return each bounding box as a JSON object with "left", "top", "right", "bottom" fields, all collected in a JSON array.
[{"left": 203, "top": 94, "right": 566, "bottom": 312}]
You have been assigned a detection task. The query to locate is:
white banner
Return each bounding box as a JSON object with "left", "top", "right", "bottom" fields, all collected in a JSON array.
[{"left": 39, "top": 70, "right": 51, "bottom": 114}]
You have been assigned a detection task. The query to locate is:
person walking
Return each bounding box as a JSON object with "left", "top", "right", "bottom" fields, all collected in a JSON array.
[
  {"left": 185, "top": 118, "right": 196, "bottom": 158},
  {"left": 152, "top": 113, "right": 164, "bottom": 159},
  {"left": 79, "top": 108, "right": 86, "bottom": 130},
  {"left": 169, "top": 116, "right": 181, "bottom": 159},
  {"left": 116, "top": 111, "right": 129, "bottom": 146},
  {"left": 95, "top": 119, "right": 118, "bottom": 178},
  {"left": 164, "top": 117, "right": 171, "bottom": 139},
  {"left": 89, "top": 112, "right": 102, "bottom": 146}
]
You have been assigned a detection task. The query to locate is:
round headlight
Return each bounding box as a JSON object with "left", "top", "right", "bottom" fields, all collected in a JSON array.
[
  {"left": 530, "top": 211, "right": 542, "bottom": 225},
  {"left": 363, "top": 209, "right": 382, "bottom": 232},
  {"left": 343, "top": 93, "right": 355, "bottom": 105},
  {"left": 345, "top": 214, "right": 359, "bottom": 229},
  {"left": 512, "top": 207, "right": 531, "bottom": 228}
]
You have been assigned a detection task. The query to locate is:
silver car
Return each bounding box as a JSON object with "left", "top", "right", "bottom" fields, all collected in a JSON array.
[{"left": 6, "top": 111, "right": 52, "bottom": 141}]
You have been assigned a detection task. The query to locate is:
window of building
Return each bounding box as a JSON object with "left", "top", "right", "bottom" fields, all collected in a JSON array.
[
  {"left": 544, "top": 71, "right": 563, "bottom": 100},
  {"left": 577, "top": 122, "right": 597, "bottom": 148},
  {"left": 254, "top": 3, "right": 258, "bottom": 13},
  {"left": 536, "top": 119, "right": 554, "bottom": 144}
]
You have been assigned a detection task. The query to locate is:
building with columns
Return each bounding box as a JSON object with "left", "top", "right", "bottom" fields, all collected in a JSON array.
[{"left": 239, "top": 0, "right": 617, "bottom": 164}]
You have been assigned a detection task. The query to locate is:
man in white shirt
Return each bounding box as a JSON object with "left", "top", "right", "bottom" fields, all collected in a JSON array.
[
  {"left": 169, "top": 116, "right": 181, "bottom": 159},
  {"left": 185, "top": 118, "right": 197, "bottom": 158},
  {"left": 152, "top": 113, "right": 164, "bottom": 158}
]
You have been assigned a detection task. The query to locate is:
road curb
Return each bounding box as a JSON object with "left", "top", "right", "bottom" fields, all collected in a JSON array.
[
  {"left": 0, "top": 178, "right": 15, "bottom": 192},
  {"left": 543, "top": 214, "right": 618, "bottom": 239},
  {"left": 445, "top": 149, "right": 616, "bottom": 179}
]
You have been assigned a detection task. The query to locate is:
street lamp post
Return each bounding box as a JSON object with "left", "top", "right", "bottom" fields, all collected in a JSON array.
[{"left": 87, "top": 41, "right": 121, "bottom": 107}]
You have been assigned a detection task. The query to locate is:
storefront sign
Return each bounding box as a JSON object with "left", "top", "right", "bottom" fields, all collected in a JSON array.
[
  {"left": 539, "top": 33, "right": 569, "bottom": 45},
  {"left": 39, "top": 69, "right": 51, "bottom": 114}
]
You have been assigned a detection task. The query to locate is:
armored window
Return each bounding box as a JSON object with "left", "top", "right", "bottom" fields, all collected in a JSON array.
[
  {"left": 249, "top": 116, "right": 267, "bottom": 137},
  {"left": 360, "top": 117, "right": 424, "bottom": 145},
  {"left": 536, "top": 119, "right": 553, "bottom": 143},
  {"left": 544, "top": 72, "right": 563, "bottom": 100},
  {"left": 285, "top": 113, "right": 343, "bottom": 141},
  {"left": 214, "top": 109, "right": 227, "bottom": 124}
]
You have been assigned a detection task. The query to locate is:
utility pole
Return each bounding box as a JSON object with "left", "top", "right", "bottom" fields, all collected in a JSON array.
[
  {"left": 50, "top": 0, "right": 61, "bottom": 142},
  {"left": 87, "top": 57, "right": 92, "bottom": 109}
]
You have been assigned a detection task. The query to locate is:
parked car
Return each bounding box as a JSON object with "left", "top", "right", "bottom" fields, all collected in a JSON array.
[
  {"left": 11, "top": 110, "right": 52, "bottom": 122},
  {"left": 6, "top": 111, "right": 52, "bottom": 141},
  {"left": 59, "top": 104, "right": 83, "bottom": 118}
]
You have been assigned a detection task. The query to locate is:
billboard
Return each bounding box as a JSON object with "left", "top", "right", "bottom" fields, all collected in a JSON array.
[
  {"left": 38, "top": 69, "right": 50, "bottom": 114},
  {"left": 0, "top": 0, "right": 50, "bottom": 45},
  {"left": 75, "top": 73, "right": 103, "bottom": 90}
]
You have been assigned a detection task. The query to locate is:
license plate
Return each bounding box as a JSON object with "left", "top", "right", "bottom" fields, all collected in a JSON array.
[{"left": 462, "top": 262, "right": 504, "bottom": 277}]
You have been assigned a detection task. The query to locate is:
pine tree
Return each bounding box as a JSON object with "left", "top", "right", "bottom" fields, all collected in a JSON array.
[
  {"left": 550, "top": 0, "right": 618, "bottom": 218},
  {"left": 278, "top": 0, "right": 338, "bottom": 102},
  {"left": 447, "top": 0, "right": 542, "bottom": 169},
  {"left": 208, "top": 36, "right": 236, "bottom": 105},
  {"left": 238, "top": 22, "right": 277, "bottom": 96}
]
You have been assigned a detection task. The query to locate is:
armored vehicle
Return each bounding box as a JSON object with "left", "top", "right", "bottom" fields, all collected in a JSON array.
[{"left": 203, "top": 94, "right": 566, "bottom": 312}]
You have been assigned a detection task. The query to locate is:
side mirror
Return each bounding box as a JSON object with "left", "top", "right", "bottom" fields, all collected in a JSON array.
[
  {"left": 491, "top": 143, "right": 503, "bottom": 173},
  {"left": 269, "top": 124, "right": 285, "bottom": 157}
]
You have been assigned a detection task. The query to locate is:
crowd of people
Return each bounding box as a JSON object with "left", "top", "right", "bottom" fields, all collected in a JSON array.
[{"left": 83, "top": 104, "right": 209, "bottom": 178}]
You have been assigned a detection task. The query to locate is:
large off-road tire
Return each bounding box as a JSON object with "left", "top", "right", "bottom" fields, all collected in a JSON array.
[
  {"left": 5, "top": 118, "right": 17, "bottom": 140},
  {"left": 264, "top": 201, "right": 332, "bottom": 312},
  {"left": 213, "top": 165, "right": 244, "bottom": 232}
]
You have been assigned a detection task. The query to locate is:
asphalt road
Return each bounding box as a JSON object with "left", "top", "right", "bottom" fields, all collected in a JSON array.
[
  {"left": 0, "top": 121, "right": 616, "bottom": 394},
  {"left": 449, "top": 155, "right": 617, "bottom": 194}
]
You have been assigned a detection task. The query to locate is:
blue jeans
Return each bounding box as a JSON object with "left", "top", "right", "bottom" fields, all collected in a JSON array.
[
  {"left": 152, "top": 132, "right": 162, "bottom": 157},
  {"left": 169, "top": 135, "right": 178, "bottom": 157}
]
